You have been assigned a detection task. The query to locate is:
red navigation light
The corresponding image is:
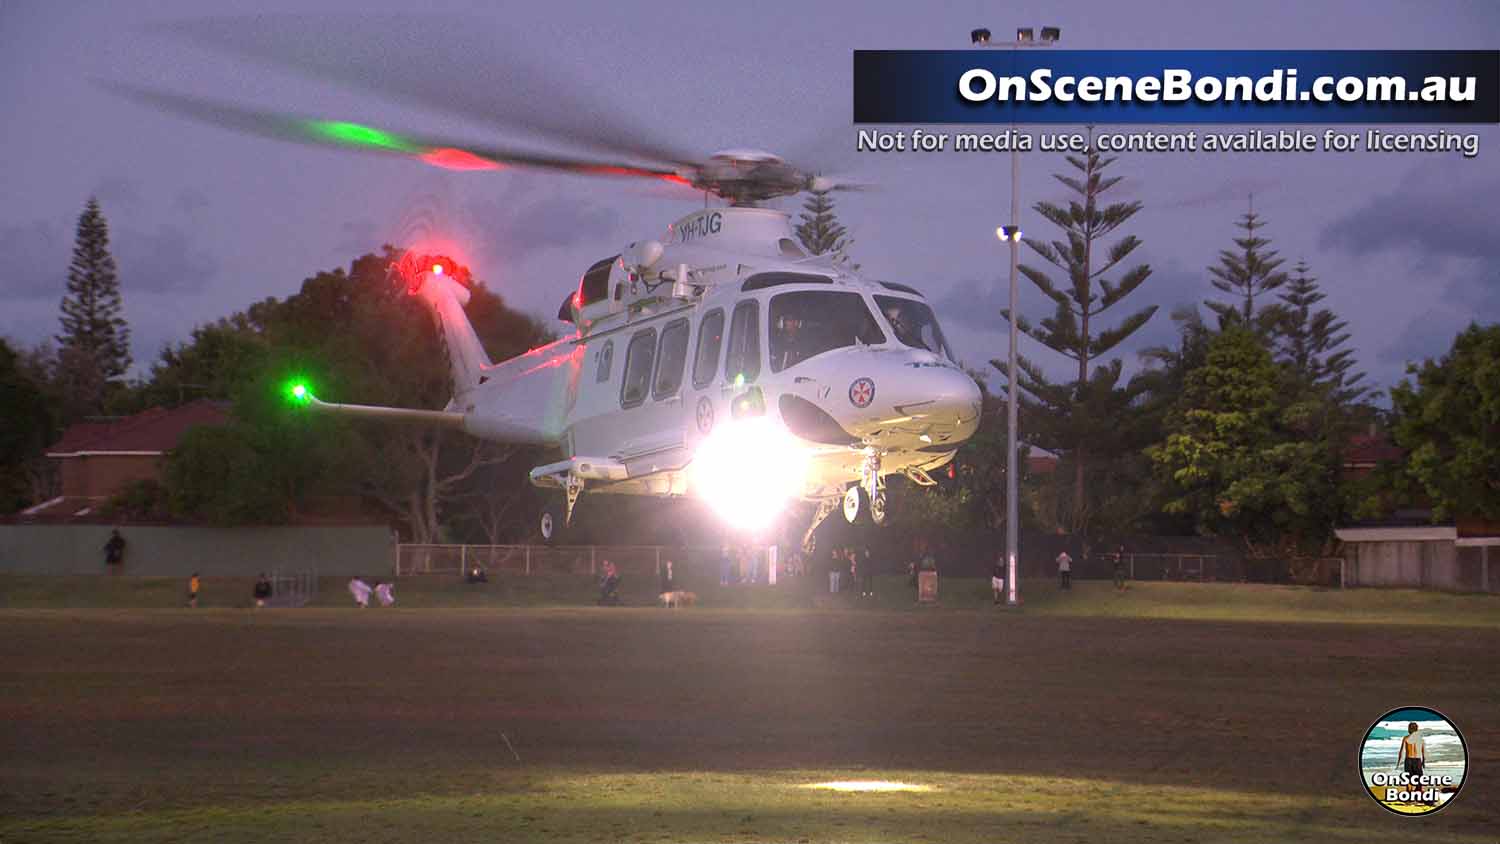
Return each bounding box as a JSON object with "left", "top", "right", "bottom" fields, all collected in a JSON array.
[
  {"left": 418, "top": 147, "right": 502, "bottom": 171},
  {"left": 432, "top": 263, "right": 444, "bottom": 276}
]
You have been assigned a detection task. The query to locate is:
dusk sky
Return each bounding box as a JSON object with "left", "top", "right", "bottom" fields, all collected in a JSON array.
[{"left": 3, "top": 0, "right": 1497, "bottom": 400}]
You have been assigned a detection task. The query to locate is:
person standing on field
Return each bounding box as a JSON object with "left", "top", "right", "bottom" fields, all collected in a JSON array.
[
  {"left": 1056, "top": 550, "right": 1072, "bottom": 590},
  {"left": 374, "top": 581, "right": 395, "bottom": 607},
  {"left": 253, "top": 573, "right": 272, "bottom": 608},
  {"left": 991, "top": 556, "right": 1006, "bottom": 604},
  {"left": 187, "top": 572, "right": 200, "bottom": 608}
]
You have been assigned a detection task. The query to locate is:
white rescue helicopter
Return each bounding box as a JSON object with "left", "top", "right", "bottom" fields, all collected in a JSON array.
[{"left": 114, "top": 38, "right": 984, "bottom": 549}]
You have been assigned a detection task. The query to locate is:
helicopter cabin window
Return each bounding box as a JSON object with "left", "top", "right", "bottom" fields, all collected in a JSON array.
[
  {"left": 692, "top": 308, "right": 725, "bottom": 389},
  {"left": 578, "top": 255, "right": 618, "bottom": 307},
  {"left": 595, "top": 340, "right": 614, "bottom": 383},
  {"left": 653, "top": 318, "right": 690, "bottom": 400},
  {"left": 740, "top": 272, "right": 833, "bottom": 292},
  {"left": 620, "top": 328, "right": 656, "bottom": 408},
  {"left": 873, "top": 295, "right": 956, "bottom": 361},
  {"left": 769, "top": 291, "right": 885, "bottom": 372},
  {"left": 724, "top": 300, "right": 760, "bottom": 384}
]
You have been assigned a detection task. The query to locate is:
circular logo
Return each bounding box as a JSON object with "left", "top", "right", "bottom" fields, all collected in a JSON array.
[
  {"left": 696, "top": 396, "right": 715, "bottom": 433},
  {"left": 848, "top": 377, "right": 876, "bottom": 409},
  {"left": 1358, "top": 706, "right": 1467, "bottom": 816}
]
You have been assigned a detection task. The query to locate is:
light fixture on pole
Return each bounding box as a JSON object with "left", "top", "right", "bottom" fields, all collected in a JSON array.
[{"left": 971, "top": 25, "right": 1060, "bottom": 608}]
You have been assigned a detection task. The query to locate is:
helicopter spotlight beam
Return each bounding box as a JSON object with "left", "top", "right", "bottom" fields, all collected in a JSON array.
[{"left": 689, "top": 417, "right": 811, "bottom": 532}]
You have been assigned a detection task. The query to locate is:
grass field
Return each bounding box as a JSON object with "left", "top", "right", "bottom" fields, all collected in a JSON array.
[
  {"left": 1, "top": 578, "right": 1496, "bottom": 842},
  {"left": 4, "top": 571, "right": 1499, "bottom": 628}
]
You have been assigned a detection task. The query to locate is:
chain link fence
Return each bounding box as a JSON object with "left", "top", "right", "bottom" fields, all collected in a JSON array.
[{"left": 394, "top": 544, "right": 768, "bottom": 581}]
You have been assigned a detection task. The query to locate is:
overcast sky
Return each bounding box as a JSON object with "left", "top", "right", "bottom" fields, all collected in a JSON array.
[{"left": 3, "top": 0, "right": 1497, "bottom": 400}]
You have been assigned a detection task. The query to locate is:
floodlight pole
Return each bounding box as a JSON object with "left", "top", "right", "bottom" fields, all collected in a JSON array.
[{"left": 975, "top": 28, "right": 1058, "bottom": 607}]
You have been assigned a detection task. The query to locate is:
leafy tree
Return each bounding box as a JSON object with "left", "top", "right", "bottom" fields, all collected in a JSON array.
[
  {"left": 794, "top": 188, "right": 858, "bottom": 270},
  {"left": 1386, "top": 323, "right": 1500, "bottom": 522},
  {"left": 56, "top": 197, "right": 131, "bottom": 413},
  {"left": 996, "top": 140, "right": 1156, "bottom": 537},
  {"left": 1205, "top": 201, "right": 1287, "bottom": 332},
  {"left": 1146, "top": 328, "right": 1333, "bottom": 550},
  {"left": 158, "top": 249, "right": 553, "bottom": 539},
  {"left": 1276, "top": 260, "right": 1368, "bottom": 406},
  {"left": 0, "top": 338, "right": 53, "bottom": 512}
]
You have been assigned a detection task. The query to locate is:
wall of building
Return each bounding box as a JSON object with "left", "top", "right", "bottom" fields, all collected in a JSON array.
[
  {"left": 59, "top": 455, "right": 164, "bottom": 498},
  {"left": 1347, "top": 540, "right": 1470, "bottom": 590},
  {"left": 0, "top": 524, "right": 395, "bottom": 577}
]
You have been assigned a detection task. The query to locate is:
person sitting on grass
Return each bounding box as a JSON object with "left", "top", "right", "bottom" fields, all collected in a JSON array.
[
  {"left": 598, "top": 560, "right": 621, "bottom": 605},
  {"left": 253, "top": 573, "right": 272, "bottom": 608},
  {"left": 374, "top": 581, "right": 395, "bottom": 607},
  {"left": 348, "top": 577, "right": 372, "bottom": 608}
]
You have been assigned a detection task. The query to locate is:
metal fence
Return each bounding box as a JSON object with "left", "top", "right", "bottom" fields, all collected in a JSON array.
[
  {"left": 394, "top": 544, "right": 754, "bottom": 580},
  {"left": 265, "top": 569, "right": 318, "bottom": 607},
  {"left": 1107, "top": 553, "right": 1343, "bottom": 586}
]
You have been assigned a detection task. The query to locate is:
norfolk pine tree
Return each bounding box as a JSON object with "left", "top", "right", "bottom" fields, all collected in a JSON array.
[
  {"left": 56, "top": 198, "right": 131, "bottom": 414},
  {"left": 795, "top": 188, "right": 858, "bottom": 270},
  {"left": 1277, "top": 260, "right": 1368, "bottom": 406},
  {"left": 1205, "top": 199, "right": 1287, "bottom": 333},
  {"left": 995, "top": 142, "right": 1157, "bottom": 535}
]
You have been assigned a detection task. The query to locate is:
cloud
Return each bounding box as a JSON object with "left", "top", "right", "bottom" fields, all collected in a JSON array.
[
  {"left": 1321, "top": 162, "right": 1500, "bottom": 263},
  {"left": 93, "top": 176, "right": 142, "bottom": 212},
  {"left": 0, "top": 217, "right": 69, "bottom": 299},
  {"left": 173, "top": 188, "right": 211, "bottom": 216},
  {"left": 0, "top": 214, "right": 218, "bottom": 301},
  {"left": 466, "top": 192, "right": 619, "bottom": 264},
  {"left": 115, "top": 224, "right": 219, "bottom": 294},
  {"left": 1160, "top": 177, "right": 1281, "bottom": 211}
]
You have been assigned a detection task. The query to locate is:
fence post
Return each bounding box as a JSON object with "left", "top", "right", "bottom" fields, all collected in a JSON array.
[
  {"left": 461, "top": 544, "right": 467, "bottom": 574},
  {"left": 1129, "top": 555, "right": 1134, "bottom": 581},
  {"left": 591, "top": 546, "right": 597, "bottom": 576},
  {"left": 394, "top": 543, "right": 402, "bottom": 577},
  {"left": 1482, "top": 545, "right": 1490, "bottom": 593},
  {"left": 525, "top": 545, "right": 531, "bottom": 575}
]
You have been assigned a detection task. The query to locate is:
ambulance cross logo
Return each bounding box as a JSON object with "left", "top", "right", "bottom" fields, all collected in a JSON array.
[
  {"left": 848, "top": 377, "right": 876, "bottom": 409},
  {"left": 696, "top": 396, "right": 715, "bottom": 433}
]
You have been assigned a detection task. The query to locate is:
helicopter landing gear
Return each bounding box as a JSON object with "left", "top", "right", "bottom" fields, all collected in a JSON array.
[
  {"left": 539, "top": 501, "right": 564, "bottom": 545},
  {"left": 539, "top": 472, "right": 586, "bottom": 545},
  {"left": 802, "top": 496, "right": 840, "bottom": 554},
  {"left": 843, "top": 448, "right": 887, "bottom": 526}
]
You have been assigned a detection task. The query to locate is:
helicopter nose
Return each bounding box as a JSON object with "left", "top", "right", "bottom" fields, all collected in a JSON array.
[{"left": 837, "top": 360, "right": 982, "bottom": 445}]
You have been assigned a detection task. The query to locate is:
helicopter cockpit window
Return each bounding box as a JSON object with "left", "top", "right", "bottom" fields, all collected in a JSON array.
[
  {"left": 692, "top": 308, "right": 725, "bottom": 389},
  {"left": 579, "top": 255, "right": 617, "bottom": 306},
  {"left": 620, "top": 328, "right": 656, "bottom": 409},
  {"left": 653, "top": 318, "right": 689, "bottom": 400},
  {"left": 769, "top": 291, "right": 886, "bottom": 373},
  {"left": 595, "top": 340, "right": 614, "bottom": 383},
  {"left": 724, "top": 300, "right": 761, "bottom": 384},
  {"left": 873, "top": 295, "right": 955, "bottom": 361}
]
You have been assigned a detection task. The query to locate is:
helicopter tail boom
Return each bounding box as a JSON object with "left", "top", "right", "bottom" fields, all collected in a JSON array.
[{"left": 410, "top": 271, "right": 493, "bottom": 399}]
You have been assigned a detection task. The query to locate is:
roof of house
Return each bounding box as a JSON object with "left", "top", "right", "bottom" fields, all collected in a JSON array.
[
  {"left": 1343, "top": 433, "right": 1404, "bottom": 466},
  {"left": 46, "top": 400, "right": 231, "bottom": 457}
]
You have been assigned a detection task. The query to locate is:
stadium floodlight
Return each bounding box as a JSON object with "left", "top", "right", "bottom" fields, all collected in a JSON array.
[
  {"left": 971, "top": 28, "right": 991, "bottom": 45},
  {"left": 1016, "top": 27, "right": 1035, "bottom": 43},
  {"left": 1040, "top": 26, "right": 1061, "bottom": 42},
  {"left": 997, "top": 225, "right": 1022, "bottom": 242}
]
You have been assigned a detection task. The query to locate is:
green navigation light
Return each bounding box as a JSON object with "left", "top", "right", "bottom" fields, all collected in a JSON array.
[{"left": 305, "top": 120, "right": 420, "bottom": 154}]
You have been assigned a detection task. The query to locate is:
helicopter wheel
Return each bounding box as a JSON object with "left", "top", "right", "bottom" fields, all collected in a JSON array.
[
  {"left": 539, "top": 501, "right": 566, "bottom": 545},
  {"left": 870, "top": 490, "right": 889, "bottom": 526},
  {"left": 843, "top": 485, "right": 870, "bottom": 525}
]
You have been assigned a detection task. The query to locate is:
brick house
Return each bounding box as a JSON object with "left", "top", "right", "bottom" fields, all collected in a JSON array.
[{"left": 20, "top": 400, "right": 229, "bottom": 520}]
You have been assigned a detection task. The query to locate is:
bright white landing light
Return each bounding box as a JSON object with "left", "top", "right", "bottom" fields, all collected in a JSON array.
[
  {"left": 800, "top": 781, "right": 934, "bottom": 793},
  {"left": 690, "top": 417, "right": 809, "bottom": 531}
]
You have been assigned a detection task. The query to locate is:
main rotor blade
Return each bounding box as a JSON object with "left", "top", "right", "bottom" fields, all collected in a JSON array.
[
  {"left": 151, "top": 15, "right": 702, "bottom": 170},
  {"left": 104, "top": 82, "right": 690, "bottom": 183}
]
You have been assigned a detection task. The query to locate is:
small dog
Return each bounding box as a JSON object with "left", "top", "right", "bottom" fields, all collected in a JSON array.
[{"left": 659, "top": 590, "right": 697, "bottom": 608}]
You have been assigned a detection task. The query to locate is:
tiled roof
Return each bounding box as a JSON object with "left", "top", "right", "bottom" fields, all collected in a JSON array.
[
  {"left": 46, "top": 400, "right": 230, "bottom": 456},
  {"left": 1344, "top": 433, "right": 1404, "bottom": 466}
]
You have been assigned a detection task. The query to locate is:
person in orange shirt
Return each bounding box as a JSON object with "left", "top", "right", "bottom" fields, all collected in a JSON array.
[{"left": 187, "top": 573, "right": 200, "bottom": 608}]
